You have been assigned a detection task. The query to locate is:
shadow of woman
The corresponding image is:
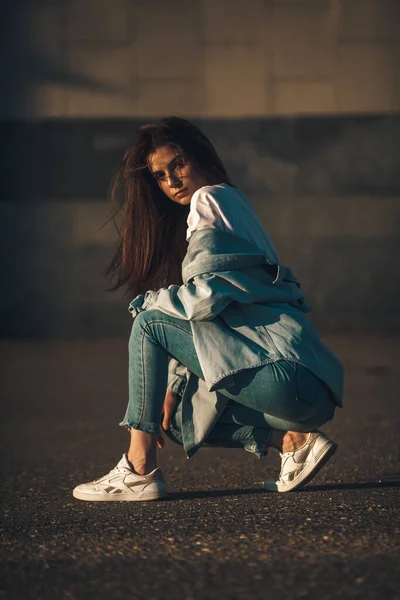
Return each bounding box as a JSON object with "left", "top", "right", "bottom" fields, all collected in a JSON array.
[{"left": 164, "top": 478, "right": 400, "bottom": 501}]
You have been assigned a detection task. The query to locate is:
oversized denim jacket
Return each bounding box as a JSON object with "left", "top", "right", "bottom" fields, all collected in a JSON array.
[{"left": 129, "top": 228, "right": 344, "bottom": 458}]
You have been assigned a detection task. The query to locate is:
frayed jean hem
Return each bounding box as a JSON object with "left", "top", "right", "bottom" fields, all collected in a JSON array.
[
  {"left": 119, "top": 420, "right": 159, "bottom": 436},
  {"left": 165, "top": 415, "right": 272, "bottom": 458},
  {"left": 243, "top": 442, "right": 269, "bottom": 459},
  {"left": 202, "top": 436, "right": 270, "bottom": 458}
]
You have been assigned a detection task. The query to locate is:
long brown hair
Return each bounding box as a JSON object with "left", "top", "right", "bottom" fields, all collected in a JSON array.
[{"left": 107, "top": 117, "right": 233, "bottom": 296}]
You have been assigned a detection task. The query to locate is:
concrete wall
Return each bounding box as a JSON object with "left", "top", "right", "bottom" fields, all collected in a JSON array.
[
  {"left": 2, "top": 0, "right": 400, "bottom": 119},
  {"left": 1, "top": 1, "right": 399, "bottom": 337}
]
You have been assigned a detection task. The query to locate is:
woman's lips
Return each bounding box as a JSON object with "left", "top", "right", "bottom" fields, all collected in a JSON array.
[{"left": 174, "top": 188, "right": 188, "bottom": 197}]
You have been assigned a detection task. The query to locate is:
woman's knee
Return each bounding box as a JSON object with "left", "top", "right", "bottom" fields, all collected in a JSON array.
[
  {"left": 130, "top": 309, "right": 193, "bottom": 347},
  {"left": 133, "top": 309, "right": 167, "bottom": 330},
  {"left": 129, "top": 309, "right": 166, "bottom": 345}
]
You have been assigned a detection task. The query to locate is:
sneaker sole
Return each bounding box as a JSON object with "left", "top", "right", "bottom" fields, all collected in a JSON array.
[
  {"left": 264, "top": 439, "right": 337, "bottom": 493},
  {"left": 72, "top": 489, "right": 167, "bottom": 502}
]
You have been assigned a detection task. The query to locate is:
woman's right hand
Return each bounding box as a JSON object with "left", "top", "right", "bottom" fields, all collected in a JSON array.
[
  {"left": 156, "top": 390, "right": 177, "bottom": 448},
  {"left": 162, "top": 389, "right": 177, "bottom": 430}
]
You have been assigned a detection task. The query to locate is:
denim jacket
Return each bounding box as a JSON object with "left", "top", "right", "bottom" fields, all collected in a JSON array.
[{"left": 129, "top": 228, "right": 343, "bottom": 458}]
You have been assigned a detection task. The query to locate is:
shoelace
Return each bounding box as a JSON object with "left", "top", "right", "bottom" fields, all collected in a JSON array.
[{"left": 93, "top": 465, "right": 129, "bottom": 484}]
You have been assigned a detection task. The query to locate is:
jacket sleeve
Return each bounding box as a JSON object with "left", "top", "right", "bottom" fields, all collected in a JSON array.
[
  {"left": 140, "top": 273, "right": 233, "bottom": 321},
  {"left": 137, "top": 271, "right": 256, "bottom": 322}
]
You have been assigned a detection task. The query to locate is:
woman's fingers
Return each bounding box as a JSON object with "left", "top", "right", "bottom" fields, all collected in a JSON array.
[
  {"left": 157, "top": 392, "right": 177, "bottom": 449},
  {"left": 162, "top": 390, "right": 177, "bottom": 430}
]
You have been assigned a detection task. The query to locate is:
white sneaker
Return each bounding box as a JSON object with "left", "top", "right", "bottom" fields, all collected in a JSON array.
[
  {"left": 72, "top": 454, "right": 166, "bottom": 502},
  {"left": 264, "top": 431, "right": 337, "bottom": 493}
]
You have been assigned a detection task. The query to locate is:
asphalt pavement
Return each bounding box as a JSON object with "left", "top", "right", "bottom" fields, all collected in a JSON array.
[{"left": 1, "top": 334, "right": 399, "bottom": 600}]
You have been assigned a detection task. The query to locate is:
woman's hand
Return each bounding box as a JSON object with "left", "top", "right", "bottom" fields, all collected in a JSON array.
[
  {"left": 162, "top": 389, "right": 177, "bottom": 430},
  {"left": 156, "top": 389, "right": 177, "bottom": 448}
]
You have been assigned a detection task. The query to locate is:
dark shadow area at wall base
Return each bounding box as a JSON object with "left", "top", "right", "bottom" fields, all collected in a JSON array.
[
  {"left": 1, "top": 114, "right": 400, "bottom": 337},
  {"left": 1, "top": 114, "right": 400, "bottom": 202}
]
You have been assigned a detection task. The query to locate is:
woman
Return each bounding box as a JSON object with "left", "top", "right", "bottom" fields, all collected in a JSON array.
[{"left": 73, "top": 117, "right": 343, "bottom": 501}]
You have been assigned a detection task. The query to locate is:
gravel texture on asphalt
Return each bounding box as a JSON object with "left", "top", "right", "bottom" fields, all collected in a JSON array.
[{"left": 1, "top": 335, "right": 399, "bottom": 600}]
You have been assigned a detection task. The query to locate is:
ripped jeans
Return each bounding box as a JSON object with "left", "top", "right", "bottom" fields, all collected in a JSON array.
[{"left": 120, "top": 309, "right": 336, "bottom": 457}]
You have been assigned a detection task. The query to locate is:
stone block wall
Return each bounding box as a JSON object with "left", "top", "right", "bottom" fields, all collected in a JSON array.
[
  {"left": 1, "top": 0, "right": 399, "bottom": 337},
  {"left": 1, "top": 0, "right": 399, "bottom": 119}
]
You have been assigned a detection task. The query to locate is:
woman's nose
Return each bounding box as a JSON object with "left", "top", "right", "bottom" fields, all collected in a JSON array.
[{"left": 167, "top": 172, "right": 181, "bottom": 187}]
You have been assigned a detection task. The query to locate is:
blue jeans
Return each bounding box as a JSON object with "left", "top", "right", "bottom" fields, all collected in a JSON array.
[{"left": 120, "top": 310, "right": 336, "bottom": 457}]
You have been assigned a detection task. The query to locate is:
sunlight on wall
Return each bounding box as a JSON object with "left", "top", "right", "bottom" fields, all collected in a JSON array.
[{"left": 2, "top": 0, "right": 399, "bottom": 119}]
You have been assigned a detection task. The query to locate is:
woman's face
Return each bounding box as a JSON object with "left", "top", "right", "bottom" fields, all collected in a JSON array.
[{"left": 148, "top": 145, "right": 208, "bottom": 205}]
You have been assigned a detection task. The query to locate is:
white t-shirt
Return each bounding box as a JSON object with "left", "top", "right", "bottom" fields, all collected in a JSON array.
[{"left": 187, "top": 183, "right": 279, "bottom": 264}]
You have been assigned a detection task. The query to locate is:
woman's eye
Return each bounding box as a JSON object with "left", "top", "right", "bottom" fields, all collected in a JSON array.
[
  {"left": 175, "top": 158, "right": 185, "bottom": 168},
  {"left": 154, "top": 172, "right": 165, "bottom": 180}
]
